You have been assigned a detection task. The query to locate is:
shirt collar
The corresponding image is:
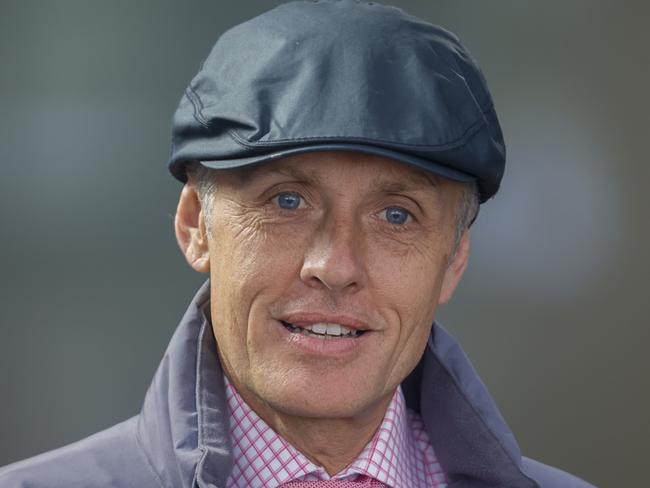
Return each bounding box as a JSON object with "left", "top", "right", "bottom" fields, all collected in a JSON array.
[{"left": 225, "top": 375, "right": 426, "bottom": 488}]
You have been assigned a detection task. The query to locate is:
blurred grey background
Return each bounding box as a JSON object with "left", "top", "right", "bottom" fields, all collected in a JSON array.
[{"left": 1, "top": 1, "right": 648, "bottom": 486}]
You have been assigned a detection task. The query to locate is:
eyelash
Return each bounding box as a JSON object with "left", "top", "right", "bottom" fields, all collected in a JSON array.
[
  {"left": 268, "top": 191, "right": 418, "bottom": 230},
  {"left": 381, "top": 207, "right": 413, "bottom": 226},
  {"left": 269, "top": 191, "right": 308, "bottom": 213}
]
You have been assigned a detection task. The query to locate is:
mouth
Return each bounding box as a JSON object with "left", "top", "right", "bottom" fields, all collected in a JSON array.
[{"left": 280, "top": 320, "right": 366, "bottom": 339}]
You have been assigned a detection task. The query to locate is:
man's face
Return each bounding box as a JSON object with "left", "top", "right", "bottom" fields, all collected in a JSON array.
[{"left": 197, "top": 151, "right": 468, "bottom": 420}]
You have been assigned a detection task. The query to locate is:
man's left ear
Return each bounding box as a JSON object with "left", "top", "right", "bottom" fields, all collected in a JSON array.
[
  {"left": 438, "top": 230, "right": 470, "bottom": 305},
  {"left": 174, "top": 184, "right": 210, "bottom": 273}
]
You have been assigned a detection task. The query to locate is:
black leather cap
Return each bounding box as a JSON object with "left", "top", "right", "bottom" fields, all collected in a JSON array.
[{"left": 168, "top": 0, "right": 506, "bottom": 202}]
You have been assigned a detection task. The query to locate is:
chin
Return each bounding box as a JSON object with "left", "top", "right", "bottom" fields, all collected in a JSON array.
[
  {"left": 274, "top": 394, "right": 368, "bottom": 420},
  {"left": 259, "top": 373, "right": 380, "bottom": 420}
]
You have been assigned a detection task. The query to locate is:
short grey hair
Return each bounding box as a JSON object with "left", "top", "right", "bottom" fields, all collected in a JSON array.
[
  {"left": 186, "top": 162, "right": 219, "bottom": 216},
  {"left": 454, "top": 180, "right": 479, "bottom": 251},
  {"left": 185, "top": 162, "right": 478, "bottom": 252}
]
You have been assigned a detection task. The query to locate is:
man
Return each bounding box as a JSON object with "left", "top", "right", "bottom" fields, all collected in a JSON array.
[{"left": 0, "top": 1, "right": 594, "bottom": 487}]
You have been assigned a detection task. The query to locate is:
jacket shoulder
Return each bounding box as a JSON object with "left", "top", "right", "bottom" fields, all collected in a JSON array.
[
  {"left": 0, "top": 416, "right": 161, "bottom": 488},
  {"left": 522, "top": 457, "right": 597, "bottom": 488}
]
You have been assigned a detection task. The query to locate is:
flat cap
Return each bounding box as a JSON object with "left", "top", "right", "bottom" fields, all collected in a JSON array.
[{"left": 168, "top": 0, "right": 505, "bottom": 202}]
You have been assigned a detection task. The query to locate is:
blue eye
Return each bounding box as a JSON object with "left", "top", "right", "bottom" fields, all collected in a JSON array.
[
  {"left": 276, "top": 192, "right": 302, "bottom": 210},
  {"left": 384, "top": 207, "right": 410, "bottom": 225}
]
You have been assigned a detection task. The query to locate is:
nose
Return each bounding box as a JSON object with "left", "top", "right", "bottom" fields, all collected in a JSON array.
[{"left": 299, "top": 213, "right": 367, "bottom": 293}]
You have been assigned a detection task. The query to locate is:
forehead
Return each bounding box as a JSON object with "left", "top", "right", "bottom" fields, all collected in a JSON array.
[{"left": 223, "top": 151, "right": 447, "bottom": 192}]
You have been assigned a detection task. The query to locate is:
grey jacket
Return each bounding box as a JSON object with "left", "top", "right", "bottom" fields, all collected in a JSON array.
[{"left": 0, "top": 282, "right": 595, "bottom": 487}]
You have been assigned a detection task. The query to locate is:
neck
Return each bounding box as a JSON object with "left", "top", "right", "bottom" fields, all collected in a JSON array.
[
  {"left": 228, "top": 375, "right": 394, "bottom": 476},
  {"left": 266, "top": 400, "right": 393, "bottom": 475}
]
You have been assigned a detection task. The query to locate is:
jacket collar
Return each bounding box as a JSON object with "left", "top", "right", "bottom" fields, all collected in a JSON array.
[
  {"left": 136, "top": 280, "right": 231, "bottom": 488},
  {"left": 137, "top": 281, "right": 538, "bottom": 487}
]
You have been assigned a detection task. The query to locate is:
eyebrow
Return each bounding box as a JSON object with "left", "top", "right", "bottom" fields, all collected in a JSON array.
[
  {"left": 240, "top": 164, "right": 319, "bottom": 186},
  {"left": 239, "top": 160, "right": 441, "bottom": 192},
  {"left": 367, "top": 168, "right": 441, "bottom": 194},
  {"left": 265, "top": 165, "right": 316, "bottom": 181}
]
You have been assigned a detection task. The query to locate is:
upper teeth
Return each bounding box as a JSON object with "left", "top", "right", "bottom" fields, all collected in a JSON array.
[{"left": 303, "top": 323, "right": 356, "bottom": 336}]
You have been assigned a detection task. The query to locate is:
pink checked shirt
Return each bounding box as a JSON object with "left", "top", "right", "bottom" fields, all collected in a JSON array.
[{"left": 224, "top": 377, "right": 448, "bottom": 488}]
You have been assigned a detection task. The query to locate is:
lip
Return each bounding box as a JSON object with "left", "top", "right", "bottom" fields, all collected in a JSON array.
[
  {"left": 274, "top": 313, "right": 373, "bottom": 358},
  {"left": 276, "top": 319, "right": 370, "bottom": 357},
  {"left": 278, "top": 312, "right": 371, "bottom": 331}
]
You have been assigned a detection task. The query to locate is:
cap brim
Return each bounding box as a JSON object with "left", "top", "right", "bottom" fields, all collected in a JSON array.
[{"left": 198, "top": 143, "right": 475, "bottom": 184}]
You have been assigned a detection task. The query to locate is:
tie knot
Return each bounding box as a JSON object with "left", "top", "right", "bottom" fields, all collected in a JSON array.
[{"left": 280, "top": 475, "right": 386, "bottom": 487}]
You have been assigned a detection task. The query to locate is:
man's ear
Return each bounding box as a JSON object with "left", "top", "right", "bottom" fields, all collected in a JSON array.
[
  {"left": 438, "top": 229, "right": 470, "bottom": 305},
  {"left": 174, "top": 184, "right": 210, "bottom": 273}
]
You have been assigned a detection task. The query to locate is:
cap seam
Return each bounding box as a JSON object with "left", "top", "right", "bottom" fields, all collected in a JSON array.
[
  {"left": 226, "top": 100, "right": 494, "bottom": 151},
  {"left": 186, "top": 86, "right": 210, "bottom": 128}
]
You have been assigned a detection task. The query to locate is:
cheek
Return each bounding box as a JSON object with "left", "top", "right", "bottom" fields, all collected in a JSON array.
[
  {"left": 366, "top": 242, "right": 448, "bottom": 377},
  {"left": 380, "top": 278, "right": 440, "bottom": 386},
  {"left": 207, "top": 216, "right": 311, "bottom": 335},
  {"left": 367, "top": 233, "right": 449, "bottom": 314}
]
